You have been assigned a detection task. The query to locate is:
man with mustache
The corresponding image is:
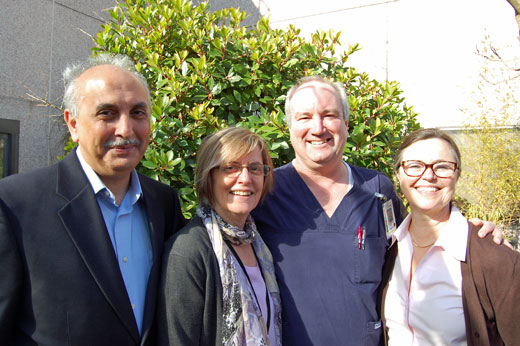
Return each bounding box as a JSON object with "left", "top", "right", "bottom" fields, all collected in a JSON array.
[{"left": 0, "top": 54, "right": 185, "bottom": 346}]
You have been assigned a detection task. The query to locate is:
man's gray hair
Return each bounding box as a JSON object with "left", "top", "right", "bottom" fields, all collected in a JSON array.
[
  {"left": 62, "top": 53, "right": 151, "bottom": 118},
  {"left": 284, "top": 75, "right": 350, "bottom": 127}
]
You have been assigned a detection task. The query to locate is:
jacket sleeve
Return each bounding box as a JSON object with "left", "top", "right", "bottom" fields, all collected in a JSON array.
[
  {"left": 486, "top": 243, "right": 520, "bottom": 345},
  {"left": 465, "top": 228, "right": 520, "bottom": 345},
  {"left": 0, "top": 200, "right": 23, "bottom": 344}
]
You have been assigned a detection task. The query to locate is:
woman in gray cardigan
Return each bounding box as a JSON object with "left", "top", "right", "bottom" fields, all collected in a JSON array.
[{"left": 157, "top": 127, "right": 282, "bottom": 346}]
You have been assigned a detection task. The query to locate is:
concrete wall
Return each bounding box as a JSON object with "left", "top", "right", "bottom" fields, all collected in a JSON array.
[{"left": 0, "top": 0, "right": 113, "bottom": 173}]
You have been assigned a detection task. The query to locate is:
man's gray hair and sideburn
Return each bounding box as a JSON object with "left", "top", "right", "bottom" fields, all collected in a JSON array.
[{"left": 62, "top": 54, "right": 151, "bottom": 118}]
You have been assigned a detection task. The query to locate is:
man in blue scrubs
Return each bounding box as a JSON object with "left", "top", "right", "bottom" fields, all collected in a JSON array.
[
  {"left": 252, "top": 76, "right": 497, "bottom": 345},
  {"left": 253, "top": 76, "right": 402, "bottom": 345}
]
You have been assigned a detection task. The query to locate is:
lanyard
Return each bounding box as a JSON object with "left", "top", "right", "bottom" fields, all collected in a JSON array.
[{"left": 224, "top": 240, "right": 271, "bottom": 332}]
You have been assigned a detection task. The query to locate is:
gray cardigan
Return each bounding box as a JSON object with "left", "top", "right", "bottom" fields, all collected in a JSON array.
[{"left": 157, "top": 216, "right": 223, "bottom": 346}]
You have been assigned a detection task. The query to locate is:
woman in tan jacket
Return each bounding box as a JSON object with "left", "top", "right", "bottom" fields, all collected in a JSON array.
[{"left": 378, "top": 128, "right": 520, "bottom": 346}]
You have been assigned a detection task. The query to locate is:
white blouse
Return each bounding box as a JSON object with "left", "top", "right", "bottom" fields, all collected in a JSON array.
[{"left": 384, "top": 206, "right": 469, "bottom": 346}]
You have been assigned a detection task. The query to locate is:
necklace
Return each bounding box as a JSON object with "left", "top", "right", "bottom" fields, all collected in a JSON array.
[{"left": 411, "top": 237, "right": 436, "bottom": 248}]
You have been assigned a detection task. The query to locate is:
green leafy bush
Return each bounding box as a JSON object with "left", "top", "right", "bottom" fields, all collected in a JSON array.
[{"left": 91, "top": 0, "right": 419, "bottom": 217}]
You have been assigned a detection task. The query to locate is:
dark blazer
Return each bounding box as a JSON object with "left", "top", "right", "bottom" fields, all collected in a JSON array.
[
  {"left": 379, "top": 223, "right": 520, "bottom": 346},
  {"left": 0, "top": 150, "right": 185, "bottom": 346}
]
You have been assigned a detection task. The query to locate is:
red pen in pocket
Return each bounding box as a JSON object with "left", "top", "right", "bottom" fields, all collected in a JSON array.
[{"left": 357, "top": 226, "right": 362, "bottom": 250}]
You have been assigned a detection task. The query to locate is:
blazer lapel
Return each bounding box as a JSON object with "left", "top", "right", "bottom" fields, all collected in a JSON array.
[
  {"left": 56, "top": 151, "right": 140, "bottom": 343},
  {"left": 139, "top": 176, "right": 166, "bottom": 343}
]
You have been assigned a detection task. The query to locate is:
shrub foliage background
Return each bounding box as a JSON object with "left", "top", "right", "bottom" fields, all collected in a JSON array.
[
  {"left": 92, "top": 0, "right": 419, "bottom": 217},
  {"left": 455, "top": 121, "right": 519, "bottom": 230},
  {"left": 453, "top": 38, "right": 520, "bottom": 247}
]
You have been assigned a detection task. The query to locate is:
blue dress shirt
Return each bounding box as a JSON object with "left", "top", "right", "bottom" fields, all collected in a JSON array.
[{"left": 76, "top": 149, "right": 152, "bottom": 335}]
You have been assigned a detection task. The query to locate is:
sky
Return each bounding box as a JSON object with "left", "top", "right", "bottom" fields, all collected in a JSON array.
[
  {"left": 260, "top": 0, "right": 519, "bottom": 127},
  {"left": 387, "top": 0, "right": 519, "bottom": 127}
]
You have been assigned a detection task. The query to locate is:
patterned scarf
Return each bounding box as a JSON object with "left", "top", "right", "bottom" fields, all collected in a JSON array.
[
  {"left": 198, "top": 204, "right": 255, "bottom": 245},
  {"left": 197, "top": 204, "right": 282, "bottom": 346}
]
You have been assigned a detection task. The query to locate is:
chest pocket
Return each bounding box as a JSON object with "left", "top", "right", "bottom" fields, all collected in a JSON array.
[{"left": 354, "top": 235, "right": 387, "bottom": 283}]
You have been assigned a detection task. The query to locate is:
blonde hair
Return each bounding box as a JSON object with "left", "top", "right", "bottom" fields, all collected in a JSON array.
[{"left": 196, "top": 127, "right": 274, "bottom": 206}]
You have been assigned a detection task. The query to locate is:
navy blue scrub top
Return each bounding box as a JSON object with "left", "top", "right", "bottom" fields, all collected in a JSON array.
[{"left": 252, "top": 162, "right": 404, "bottom": 346}]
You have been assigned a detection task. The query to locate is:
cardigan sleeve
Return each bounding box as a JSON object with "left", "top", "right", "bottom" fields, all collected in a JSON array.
[{"left": 156, "top": 219, "right": 222, "bottom": 346}]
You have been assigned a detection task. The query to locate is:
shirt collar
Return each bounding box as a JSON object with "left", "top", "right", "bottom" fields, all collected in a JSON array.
[
  {"left": 343, "top": 161, "right": 354, "bottom": 188},
  {"left": 391, "top": 213, "right": 412, "bottom": 246},
  {"left": 391, "top": 205, "right": 468, "bottom": 262},
  {"left": 436, "top": 205, "right": 468, "bottom": 262},
  {"left": 76, "top": 147, "right": 143, "bottom": 205}
]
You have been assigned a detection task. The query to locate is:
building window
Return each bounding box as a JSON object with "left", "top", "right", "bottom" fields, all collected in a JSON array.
[{"left": 0, "top": 119, "right": 19, "bottom": 177}]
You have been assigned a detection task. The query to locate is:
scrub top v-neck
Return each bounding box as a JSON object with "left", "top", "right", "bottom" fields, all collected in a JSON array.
[{"left": 252, "top": 162, "right": 404, "bottom": 346}]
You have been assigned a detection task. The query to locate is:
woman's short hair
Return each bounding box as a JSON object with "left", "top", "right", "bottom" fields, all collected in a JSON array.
[
  {"left": 196, "top": 127, "right": 274, "bottom": 206},
  {"left": 393, "top": 128, "right": 461, "bottom": 173}
]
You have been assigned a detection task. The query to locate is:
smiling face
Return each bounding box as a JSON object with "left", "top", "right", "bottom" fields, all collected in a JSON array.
[
  {"left": 288, "top": 81, "right": 349, "bottom": 171},
  {"left": 397, "top": 138, "right": 459, "bottom": 220},
  {"left": 64, "top": 65, "right": 150, "bottom": 184},
  {"left": 210, "top": 147, "right": 265, "bottom": 228}
]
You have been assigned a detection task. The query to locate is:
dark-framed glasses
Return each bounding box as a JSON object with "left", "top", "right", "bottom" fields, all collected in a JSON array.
[
  {"left": 217, "top": 162, "right": 270, "bottom": 177},
  {"left": 401, "top": 160, "right": 458, "bottom": 178}
]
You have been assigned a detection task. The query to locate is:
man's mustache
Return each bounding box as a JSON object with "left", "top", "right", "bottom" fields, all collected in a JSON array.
[{"left": 104, "top": 138, "right": 141, "bottom": 148}]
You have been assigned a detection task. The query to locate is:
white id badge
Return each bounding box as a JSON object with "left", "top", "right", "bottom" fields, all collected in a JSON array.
[{"left": 382, "top": 199, "right": 397, "bottom": 236}]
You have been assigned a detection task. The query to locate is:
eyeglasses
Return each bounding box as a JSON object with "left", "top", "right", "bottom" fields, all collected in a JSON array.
[
  {"left": 401, "top": 160, "right": 458, "bottom": 178},
  {"left": 217, "top": 162, "right": 270, "bottom": 177}
]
